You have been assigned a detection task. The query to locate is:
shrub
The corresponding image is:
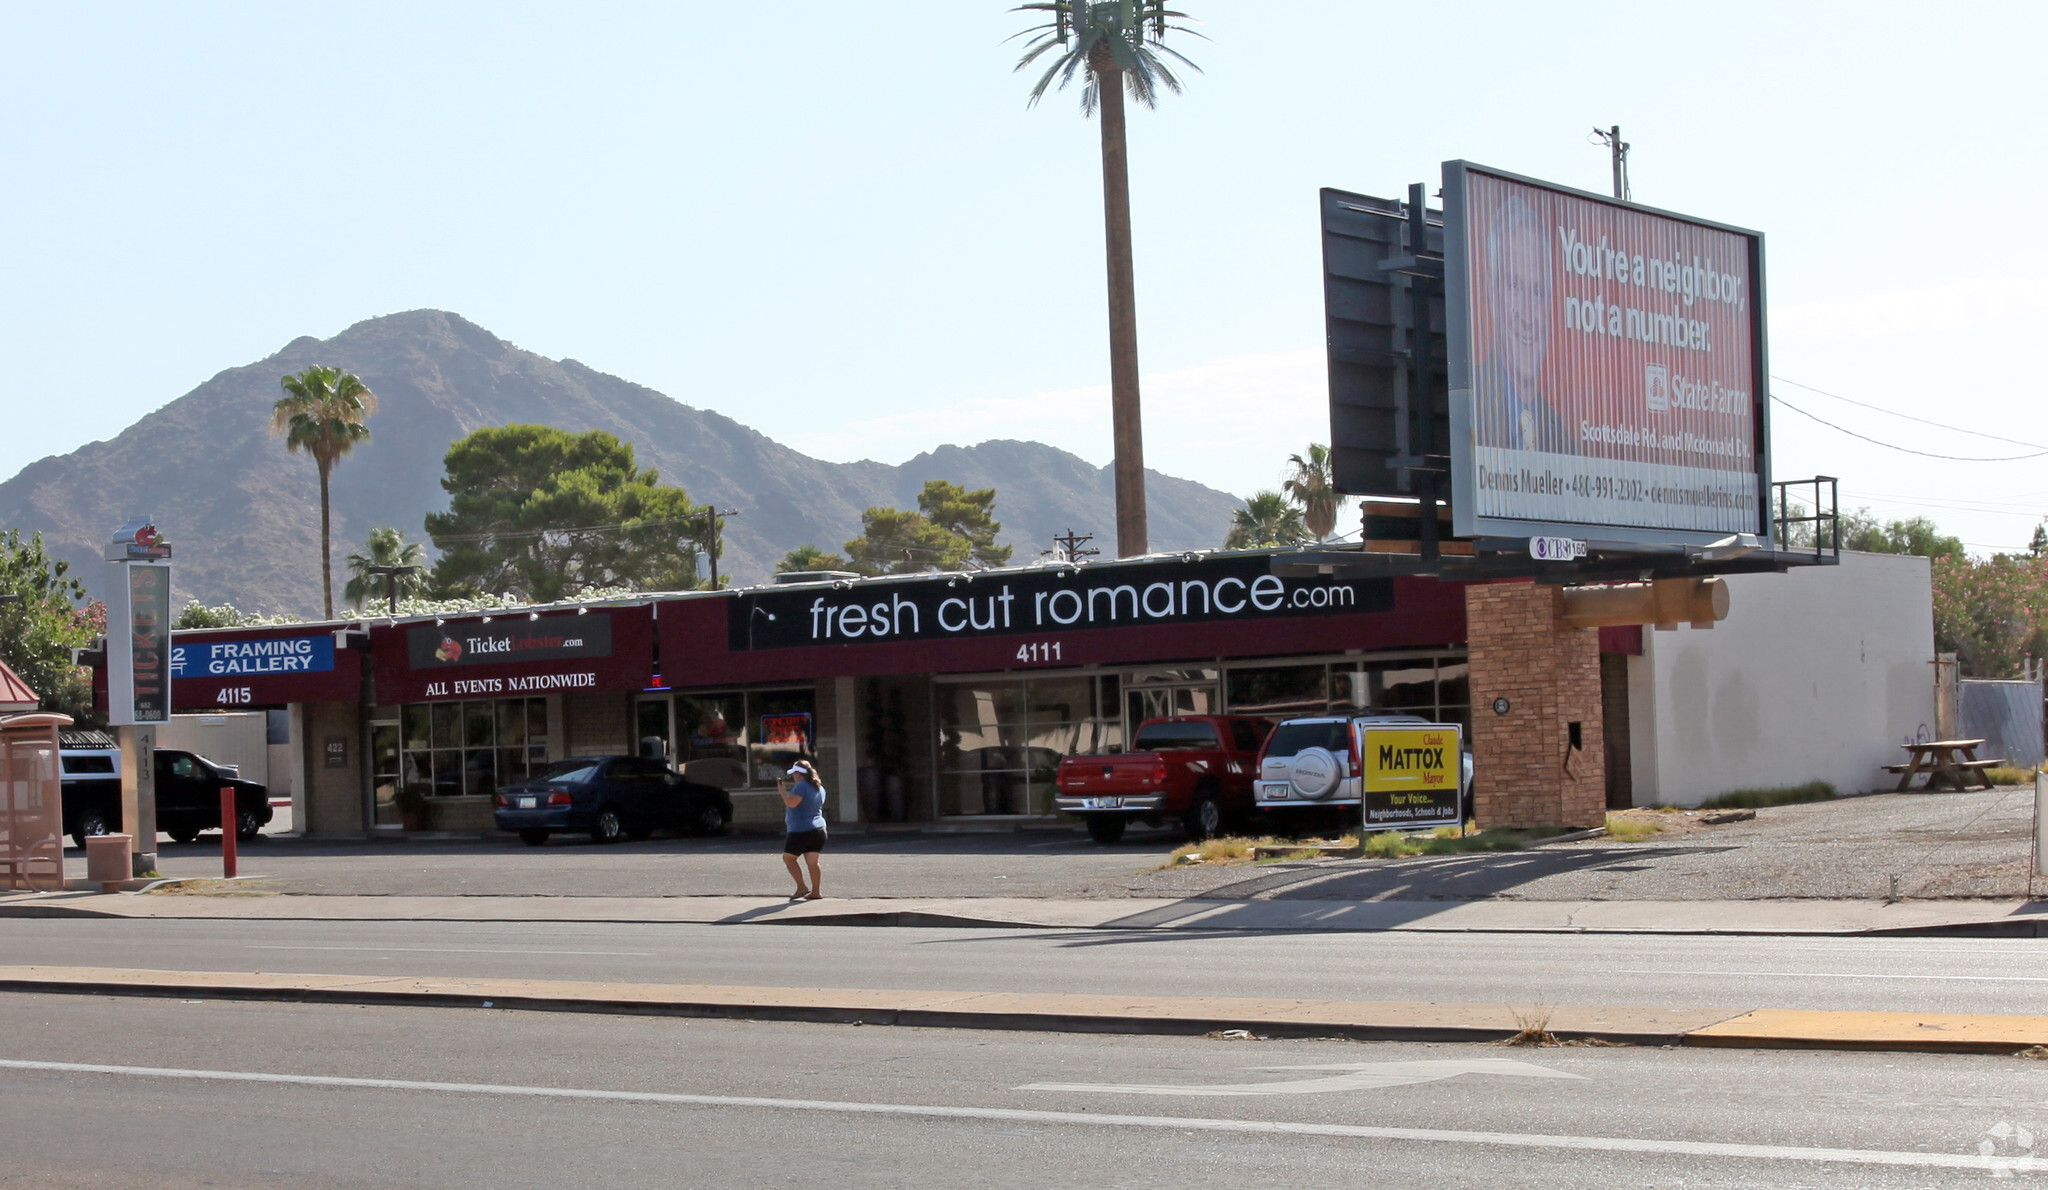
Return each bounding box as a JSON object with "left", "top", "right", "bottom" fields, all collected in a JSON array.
[{"left": 1699, "top": 781, "right": 1836, "bottom": 810}]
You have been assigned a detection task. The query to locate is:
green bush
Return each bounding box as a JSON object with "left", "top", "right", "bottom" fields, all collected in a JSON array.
[{"left": 1699, "top": 780, "right": 1837, "bottom": 810}]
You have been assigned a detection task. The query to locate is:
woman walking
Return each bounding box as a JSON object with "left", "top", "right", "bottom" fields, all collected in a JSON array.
[{"left": 779, "top": 760, "right": 828, "bottom": 900}]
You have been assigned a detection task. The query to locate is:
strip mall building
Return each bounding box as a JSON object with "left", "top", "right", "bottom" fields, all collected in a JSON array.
[{"left": 144, "top": 547, "right": 1935, "bottom": 836}]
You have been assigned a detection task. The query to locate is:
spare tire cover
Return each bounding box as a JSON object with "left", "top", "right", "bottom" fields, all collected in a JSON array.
[{"left": 1289, "top": 747, "right": 1339, "bottom": 799}]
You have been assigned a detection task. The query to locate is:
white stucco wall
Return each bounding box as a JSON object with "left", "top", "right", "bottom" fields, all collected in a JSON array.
[{"left": 1628, "top": 551, "right": 1935, "bottom": 806}]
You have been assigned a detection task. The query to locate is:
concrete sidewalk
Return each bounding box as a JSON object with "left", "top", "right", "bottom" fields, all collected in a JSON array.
[
  {"left": 3, "top": 888, "right": 2044, "bottom": 935},
  {"left": 5, "top": 963, "right": 2048, "bottom": 1055}
]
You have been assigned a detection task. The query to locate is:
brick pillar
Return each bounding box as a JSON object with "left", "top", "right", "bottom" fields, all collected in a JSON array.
[{"left": 1465, "top": 582, "right": 1606, "bottom": 829}]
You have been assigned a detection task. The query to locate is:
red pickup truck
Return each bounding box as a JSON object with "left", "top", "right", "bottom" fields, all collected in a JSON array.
[{"left": 1054, "top": 715, "right": 1274, "bottom": 844}]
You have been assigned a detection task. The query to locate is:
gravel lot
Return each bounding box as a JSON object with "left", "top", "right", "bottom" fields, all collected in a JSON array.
[{"left": 113, "top": 786, "right": 2039, "bottom": 902}]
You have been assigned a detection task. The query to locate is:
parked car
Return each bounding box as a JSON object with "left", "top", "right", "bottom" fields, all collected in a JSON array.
[
  {"left": 57, "top": 734, "right": 271, "bottom": 847},
  {"left": 1054, "top": 715, "right": 1273, "bottom": 844},
  {"left": 59, "top": 728, "right": 122, "bottom": 849},
  {"left": 493, "top": 755, "right": 734, "bottom": 846},
  {"left": 156, "top": 748, "right": 272, "bottom": 843},
  {"left": 1253, "top": 713, "right": 1474, "bottom": 830}
]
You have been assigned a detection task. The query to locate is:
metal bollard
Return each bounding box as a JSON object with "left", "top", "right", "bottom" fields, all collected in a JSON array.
[{"left": 220, "top": 787, "right": 238, "bottom": 879}]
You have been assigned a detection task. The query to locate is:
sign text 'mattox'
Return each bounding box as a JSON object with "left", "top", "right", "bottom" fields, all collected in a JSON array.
[{"left": 730, "top": 556, "right": 1393, "bottom": 651}]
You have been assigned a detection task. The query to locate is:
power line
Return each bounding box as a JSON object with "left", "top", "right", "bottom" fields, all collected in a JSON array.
[
  {"left": 1773, "top": 374, "right": 2048, "bottom": 451},
  {"left": 1769, "top": 394, "right": 2048, "bottom": 462}
]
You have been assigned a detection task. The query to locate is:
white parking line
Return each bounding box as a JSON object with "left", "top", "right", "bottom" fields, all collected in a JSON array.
[
  {"left": 244, "top": 946, "right": 654, "bottom": 957},
  {"left": 1616, "top": 969, "right": 2048, "bottom": 984},
  {"left": 0, "top": 1057, "right": 1998, "bottom": 1171}
]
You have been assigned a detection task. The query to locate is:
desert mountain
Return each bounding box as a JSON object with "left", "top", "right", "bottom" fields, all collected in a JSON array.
[{"left": 0, "top": 310, "right": 1245, "bottom": 617}]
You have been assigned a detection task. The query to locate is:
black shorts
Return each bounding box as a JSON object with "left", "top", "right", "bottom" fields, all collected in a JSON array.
[{"left": 783, "top": 828, "right": 828, "bottom": 855}]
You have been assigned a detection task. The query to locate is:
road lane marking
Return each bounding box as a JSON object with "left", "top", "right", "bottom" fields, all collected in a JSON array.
[
  {"left": 1617, "top": 969, "right": 2048, "bottom": 984},
  {"left": 1022, "top": 1058, "right": 1585, "bottom": 1096},
  {"left": 244, "top": 946, "right": 654, "bottom": 957},
  {"left": 0, "top": 1057, "right": 1999, "bottom": 1171}
]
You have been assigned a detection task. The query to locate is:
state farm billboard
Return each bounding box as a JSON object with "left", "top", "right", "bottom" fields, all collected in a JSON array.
[{"left": 1444, "top": 161, "right": 1769, "bottom": 545}]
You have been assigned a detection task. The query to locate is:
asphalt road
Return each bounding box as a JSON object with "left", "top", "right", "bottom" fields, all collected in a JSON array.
[
  {"left": 9, "top": 917, "right": 2048, "bottom": 1015},
  {"left": 1, "top": 992, "right": 2039, "bottom": 1188},
  {"left": 103, "top": 786, "right": 2034, "bottom": 902}
]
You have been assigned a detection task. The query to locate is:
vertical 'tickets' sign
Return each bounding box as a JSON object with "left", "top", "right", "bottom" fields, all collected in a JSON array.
[{"left": 105, "top": 518, "right": 173, "bottom": 725}]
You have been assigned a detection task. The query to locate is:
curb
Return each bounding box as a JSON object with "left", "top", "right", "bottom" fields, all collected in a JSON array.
[{"left": 4, "top": 965, "right": 2048, "bottom": 1055}]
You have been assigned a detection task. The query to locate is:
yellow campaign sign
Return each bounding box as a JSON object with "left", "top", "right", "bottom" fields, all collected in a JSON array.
[{"left": 1360, "top": 725, "right": 1462, "bottom": 826}]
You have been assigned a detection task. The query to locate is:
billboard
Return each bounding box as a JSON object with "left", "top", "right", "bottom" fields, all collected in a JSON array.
[
  {"left": 1359, "top": 723, "right": 1462, "bottom": 829},
  {"left": 1319, "top": 188, "right": 1446, "bottom": 498},
  {"left": 1444, "top": 162, "right": 1769, "bottom": 545}
]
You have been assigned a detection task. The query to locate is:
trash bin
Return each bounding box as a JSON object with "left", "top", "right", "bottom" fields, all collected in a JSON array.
[{"left": 84, "top": 833, "right": 133, "bottom": 889}]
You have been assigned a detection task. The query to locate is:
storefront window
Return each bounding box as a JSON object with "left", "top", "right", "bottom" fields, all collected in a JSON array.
[
  {"left": 936, "top": 676, "right": 1118, "bottom": 815},
  {"left": 400, "top": 697, "right": 546, "bottom": 797},
  {"left": 1225, "top": 665, "right": 1327, "bottom": 717},
  {"left": 661, "top": 688, "right": 817, "bottom": 792},
  {"left": 1224, "top": 654, "right": 1470, "bottom": 723}
]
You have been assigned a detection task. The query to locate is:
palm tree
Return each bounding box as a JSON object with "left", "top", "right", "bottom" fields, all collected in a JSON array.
[
  {"left": 1283, "top": 443, "right": 1342, "bottom": 540},
  {"left": 776, "top": 544, "right": 849, "bottom": 574},
  {"left": 343, "top": 527, "right": 429, "bottom": 611},
  {"left": 1224, "top": 491, "right": 1308, "bottom": 550},
  {"left": 271, "top": 366, "right": 378, "bottom": 619},
  {"left": 1013, "top": 1, "right": 1199, "bottom": 559}
]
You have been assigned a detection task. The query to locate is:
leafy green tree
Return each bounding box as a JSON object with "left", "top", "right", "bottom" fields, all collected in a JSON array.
[
  {"left": 777, "top": 544, "right": 849, "bottom": 574},
  {"left": 842, "top": 480, "right": 1014, "bottom": 575},
  {"left": 845, "top": 507, "right": 972, "bottom": 576},
  {"left": 0, "top": 530, "right": 99, "bottom": 723},
  {"left": 915, "top": 480, "right": 1012, "bottom": 567},
  {"left": 1932, "top": 554, "right": 2048, "bottom": 676},
  {"left": 343, "top": 527, "right": 430, "bottom": 610},
  {"left": 1013, "top": 1, "right": 1200, "bottom": 557},
  {"left": 1282, "top": 443, "right": 1341, "bottom": 540},
  {"left": 425, "top": 425, "right": 705, "bottom": 602},
  {"left": 272, "top": 365, "right": 378, "bottom": 619},
  {"left": 1224, "top": 491, "right": 1308, "bottom": 550}
]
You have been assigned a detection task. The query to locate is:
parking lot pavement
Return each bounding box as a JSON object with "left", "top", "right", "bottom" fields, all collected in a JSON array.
[{"left": 67, "top": 787, "right": 2036, "bottom": 903}]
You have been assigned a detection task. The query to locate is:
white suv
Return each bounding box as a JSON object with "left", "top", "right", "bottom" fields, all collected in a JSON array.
[{"left": 1253, "top": 713, "right": 1474, "bottom": 824}]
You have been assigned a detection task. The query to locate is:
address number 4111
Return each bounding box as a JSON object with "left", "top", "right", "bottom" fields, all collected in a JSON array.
[{"left": 1016, "top": 641, "right": 1063, "bottom": 663}]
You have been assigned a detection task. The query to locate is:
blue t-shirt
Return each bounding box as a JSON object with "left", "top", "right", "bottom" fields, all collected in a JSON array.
[{"left": 785, "top": 780, "right": 827, "bottom": 832}]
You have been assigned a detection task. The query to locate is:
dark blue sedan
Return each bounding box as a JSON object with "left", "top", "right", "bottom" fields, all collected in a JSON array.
[{"left": 493, "top": 756, "right": 734, "bottom": 846}]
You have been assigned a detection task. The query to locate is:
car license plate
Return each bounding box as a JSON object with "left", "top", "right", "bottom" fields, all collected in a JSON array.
[
  {"left": 1257, "top": 781, "right": 1289, "bottom": 800},
  {"left": 518, "top": 796, "right": 537, "bottom": 809},
  {"left": 1081, "top": 797, "right": 1120, "bottom": 810}
]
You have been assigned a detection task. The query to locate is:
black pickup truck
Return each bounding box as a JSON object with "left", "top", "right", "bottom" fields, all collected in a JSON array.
[{"left": 60, "top": 730, "right": 273, "bottom": 847}]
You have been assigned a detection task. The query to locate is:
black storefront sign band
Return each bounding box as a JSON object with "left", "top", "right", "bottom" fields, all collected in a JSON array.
[
  {"left": 406, "top": 613, "right": 614, "bottom": 669},
  {"left": 729, "top": 555, "right": 1394, "bottom": 651}
]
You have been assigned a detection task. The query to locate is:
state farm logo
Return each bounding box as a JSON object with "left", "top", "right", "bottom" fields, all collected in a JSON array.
[{"left": 1645, "top": 364, "right": 1670, "bottom": 413}]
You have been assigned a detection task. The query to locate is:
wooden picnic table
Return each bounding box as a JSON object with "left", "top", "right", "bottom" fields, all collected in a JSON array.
[{"left": 1886, "top": 738, "right": 2004, "bottom": 792}]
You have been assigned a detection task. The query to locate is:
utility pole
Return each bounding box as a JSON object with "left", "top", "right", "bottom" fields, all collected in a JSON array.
[
  {"left": 1050, "top": 529, "right": 1099, "bottom": 565},
  {"left": 701, "top": 507, "right": 740, "bottom": 589},
  {"left": 1592, "top": 125, "right": 1631, "bottom": 200}
]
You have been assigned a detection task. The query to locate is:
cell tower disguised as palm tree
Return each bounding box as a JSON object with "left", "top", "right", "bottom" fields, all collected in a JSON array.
[
  {"left": 271, "top": 365, "right": 378, "bottom": 619},
  {"left": 1012, "top": 1, "right": 1200, "bottom": 559}
]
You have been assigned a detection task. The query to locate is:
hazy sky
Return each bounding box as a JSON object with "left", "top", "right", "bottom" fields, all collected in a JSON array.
[{"left": 3, "top": 1, "right": 2044, "bottom": 553}]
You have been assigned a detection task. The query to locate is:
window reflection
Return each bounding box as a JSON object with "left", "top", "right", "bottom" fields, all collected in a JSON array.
[{"left": 400, "top": 697, "right": 546, "bottom": 798}]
